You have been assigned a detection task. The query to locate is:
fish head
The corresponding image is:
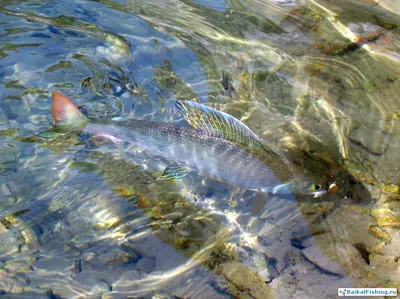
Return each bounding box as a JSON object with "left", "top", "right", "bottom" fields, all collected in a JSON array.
[{"left": 296, "top": 181, "right": 338, "bottom": 198}]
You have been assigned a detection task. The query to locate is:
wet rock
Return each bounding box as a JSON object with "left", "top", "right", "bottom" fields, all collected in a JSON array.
[
  {"left": 34, "top": 257, "right": 73, "bottom": 272},
  {"left": 371, "top": 242, "right": 386, "bottom": 255},
  {"left": 73, "top": 272, "right": 111, "bottom": 295},
  {"left": 111, "top": 270, "right": 142, "bottom": 293},
  {"left": 98, "top": 248, "right": 138, "bottom": 265},
  {"left": 270, "top": 259, "right": 354, "bottom": 298},
  {"left": 80, "top": 259, "right": 104, "bottom": 273},
  {"left": 368, "top": 254, "right": 400, "bottom": 282},
  {"left": 0, "top": 221, "right": 26, "bottom": 255},
  {"left": 353, "top": 243, "right": 371, "bottom": 265},
  {"left": 368, "top": 225, "right": 391, "bottom": 241},
  {"left": 251, "top": 254, "right": 271, "bottom": 282},
  {"left": 369, "top": 254, "right": 398, "bottom": 270},
  {"left": 101, "top": 292, "right": 127, "bottom": 299},
  {"left": 121, "top": 241, "right": 140, "bottom": 254},
  {"left": 81, "top": 251, "right": 96, "bottom": 262},
  {"left": 0, "top": 274, "right": 25, "bottom": 293},
  {"left": 127, "top": 235, "right": 187, "bottom": 271},
  {"left": 315, "top": 40, "right": 359, "bottom": 55},
  {"left": 381, "top": 183, "right": 400, "bottom": 194},
  {"left": 136, "top": 257, "right": 155, "bottom": 273},
  {"left": 0, "top": 291, "right": 49, "bottom": 298},
  {"left": 298, "top": 202, "right": 336, "bottom": 224},
  {"left": 377, "top": 0, "right": 400, "bottom": 15},
  {"left": 302, "top": 245, "right": 344, "bottom": 276},
  {"left": 376, "top": 216, "right": 400, "bottom": 228},
  {"left": 348, "top": 126, "right": 388, "bottom": 156},
  {"left": 231, "top": 244, "right": 271, "bottom": 282},
  {"left": 215, "top": 261, "right": 274, "bottom": 299},
  {"left": 4, "top": 260, "right": 32, "bottom": 274},
  {"left": 172, "top": 274, "right": 228, "bottom": 299},
  {"left": 380, "top": 230, "right": 400, "bottom": 257}
]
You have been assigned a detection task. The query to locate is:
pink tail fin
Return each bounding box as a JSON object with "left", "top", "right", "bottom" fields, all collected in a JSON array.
[{"left": 52, "top": 91, "right": 86, "bottom": 127}]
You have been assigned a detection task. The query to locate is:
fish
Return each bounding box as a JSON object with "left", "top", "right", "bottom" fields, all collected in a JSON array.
[{"left": 51, "top": 91, "right": 336, "bottom": 200}]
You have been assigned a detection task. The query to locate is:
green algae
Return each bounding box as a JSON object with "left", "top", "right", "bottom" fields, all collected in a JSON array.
[{"left": 44, "top": 61, "right": 73, "bottom": 73}]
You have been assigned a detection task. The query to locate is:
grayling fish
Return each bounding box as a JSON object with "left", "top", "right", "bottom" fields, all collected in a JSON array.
[{"left": 51, "top": 91, "right": 335, "bottom": 198}]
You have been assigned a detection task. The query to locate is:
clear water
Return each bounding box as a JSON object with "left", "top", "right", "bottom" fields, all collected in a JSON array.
[{"left": 0, "top": 0, "right": 399, "bottom": 298}]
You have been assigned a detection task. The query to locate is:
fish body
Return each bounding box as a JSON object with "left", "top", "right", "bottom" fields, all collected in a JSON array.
[
  {"left": 84, "top": 119, "right": 290, "bottom": 191},
  {"left": 51, "top": 91, "right": 330, "bottom": 196}
]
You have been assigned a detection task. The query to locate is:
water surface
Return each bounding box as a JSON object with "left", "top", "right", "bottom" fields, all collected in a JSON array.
[{"left": 0, "top": 0, "right": 400, "bottom": 298}]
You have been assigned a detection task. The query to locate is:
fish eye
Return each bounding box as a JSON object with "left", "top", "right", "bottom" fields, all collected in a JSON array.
[{"left": 314, "top": 184, "right": 322, "bottom": 190}]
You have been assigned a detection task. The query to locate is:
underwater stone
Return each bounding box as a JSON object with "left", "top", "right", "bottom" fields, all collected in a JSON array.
[
  {"left": 368, "top": 225, "right": 391, "bottom": 241},
  {"left": 0, "top": 274, "right": 25, "bottom": 293},
  {"left": 302, "top": 245, "right": 344, "bottom": 275},
  {"left": 101, "top": 292, "right": 127, "bottom": 299},
  {"left": 98, "top": 249, "right": 138, "bottom": 265},
  {"left": 34, "top": 257, "right": 73, "bottom": 272},
  {"left": 216, "top": 261, "right": 274, "bottom": 298},
  {"left": 111, "top": 270, "right": 142, "bottom": 293},
  {"left": 380, "top": 183, "right": 400, "bottom": 194},
  {"left": 376, "top": 216, "right": 400, "bottom": 228},
  {"left": 348, "top": 127, "right": 388, "bottom": 156},
  {"left": 369, "top": 254, "right": 398, "bottom": 270},
  {"left": 73, "top": 272, "right": 111, "bottom": 295},
  {"left": 4, "top": 260, "right": 32, "bottom": 274},
  {"left": 135, "top": 257, "right": 155, "bottom": 273},
  {"left": 0, "top": 291, "right": 49, "bottom": 298}
]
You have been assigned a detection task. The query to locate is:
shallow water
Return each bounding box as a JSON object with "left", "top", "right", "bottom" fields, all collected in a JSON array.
[{"left": 0, "top": 0, "right": 400, "bottom": 298}]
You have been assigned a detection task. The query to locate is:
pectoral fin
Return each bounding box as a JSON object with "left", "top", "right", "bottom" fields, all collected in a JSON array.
[
  {"left": 251, "top": 191, "right": 268, "bottom": 215},
  {"left": 91, "top": 133, "right": 122, "bottom": 146},
  {"left": 158, "top": 163, "right": 191, "bottom": 181},
  {"left": 271, "top": 182, "right": 293, "bottom": 194}
]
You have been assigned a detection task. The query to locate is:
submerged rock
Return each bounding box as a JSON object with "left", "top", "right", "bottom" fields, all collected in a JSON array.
[
  {"left": 215, "top": 261, "right": 274, "bottom": 299},
  {"left": 302, "top": 245, "right": 344, "bottom": 276},
  {"left": 368, "top": 225, "right": 391, "bottom": 241},
  {"left": 0, "top": 274, "right": 26, "bottom": 294},
  {"left": 98, "top": 249, "right": 138, "bottom": 265},
  {"left": 73, "top": 272, "right": 112, "bottom": 296},
  {"left": 135, "top": 257, "right": 155, "bottom": 273}
]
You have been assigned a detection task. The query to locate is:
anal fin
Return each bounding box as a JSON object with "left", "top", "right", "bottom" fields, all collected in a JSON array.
[
  {"left": 271, "top": 182, "right": 293, "bottom": 194},
  {"left": 158, "top": 163, "right": 191, "bottom": 181},
  {"left": 91, "top": 133, "right": 122, "bottom": 146}
]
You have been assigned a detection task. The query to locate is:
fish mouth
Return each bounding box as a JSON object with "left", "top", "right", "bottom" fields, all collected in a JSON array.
[{"left": 313, "top": 190, "right": 328, "bottom": 198}]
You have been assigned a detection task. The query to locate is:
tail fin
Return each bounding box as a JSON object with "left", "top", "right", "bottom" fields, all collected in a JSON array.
[{"left": 52, "top": 91, "right": 88, "bottom": 129}]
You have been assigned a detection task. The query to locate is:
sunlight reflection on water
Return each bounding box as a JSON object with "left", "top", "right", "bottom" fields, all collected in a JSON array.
[{"left": 0, "top": 0, "right": 399, "bottom": 297}]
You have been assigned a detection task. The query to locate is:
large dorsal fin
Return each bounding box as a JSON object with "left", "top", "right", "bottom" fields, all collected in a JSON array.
[{"left": 176, "top": 100, "right": 263, "bottom": 149}]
